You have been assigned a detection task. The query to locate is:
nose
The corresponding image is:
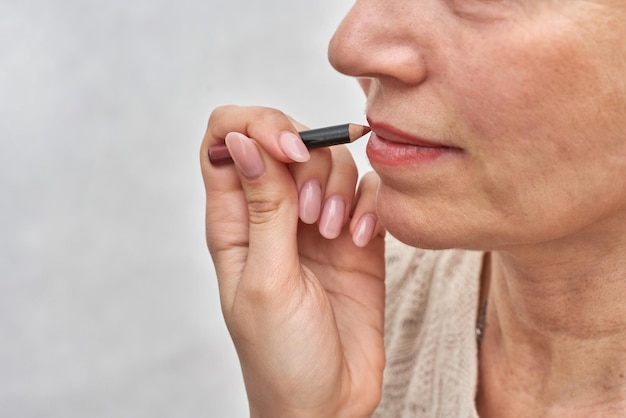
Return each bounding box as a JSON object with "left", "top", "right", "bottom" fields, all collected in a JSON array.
[{"left": 328, "top": 1, "right": 429, "bottom": 86}]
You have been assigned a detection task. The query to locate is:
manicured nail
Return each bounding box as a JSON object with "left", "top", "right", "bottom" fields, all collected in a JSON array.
[
  {"left": 299, "top": 180, "right": 322, "bottom": 224},
  {"left": 225, "top": 132, "right": 265, "bottom": 179},
  {"left": 353, "top": 214, "right": 377, "bottom": 247},
  {"left": 279, "top": 132, "right": 310, "bottom": 162},
  {"left": 319, "top": 195, "right": 346, "bottom": 239}
]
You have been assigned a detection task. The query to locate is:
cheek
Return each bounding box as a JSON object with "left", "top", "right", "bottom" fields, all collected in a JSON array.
[
  {"left": 446, "top": 10, "right": 620, "bottom": 150},
  {"left": 448, "top": 23, "right": 624, "bottom": 198},
  {"left": 452, "top": 47, "right": 590, "bottom": 146},
  {"left": 375, "top": 181, "right": 489, "bottom": 250},
  {"left": 375, "top": 185, "right": 429, "bottom": 248}
]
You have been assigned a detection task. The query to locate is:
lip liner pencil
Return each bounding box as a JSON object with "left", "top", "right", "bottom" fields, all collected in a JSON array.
[{"left": 208, "top": 123, "right": 371, "bottom": 165}]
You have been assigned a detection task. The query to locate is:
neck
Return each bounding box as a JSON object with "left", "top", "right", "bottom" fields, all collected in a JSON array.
[{"left": 477, "top": 218, "right": 626, "bottom": 417}]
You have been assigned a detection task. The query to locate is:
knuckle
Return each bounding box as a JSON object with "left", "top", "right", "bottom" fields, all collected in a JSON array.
[
  {"left": 246, "top": 192, "right": 289, "bottom": 225},
  {"left": 206, "top": 105, "right": 240, "bottom": 142},
  {"left": 248, "top": 106, "right": 287, "bottom": 120},
  {"left": 207, "top": 105, "right": 298, "bottom": 143},
  {"left": 244, "top": 107, "right": 292, "bottom": 132},
  {"left": 248, "top": 200, "right": 281, "bottom": 225},
  {"left": 207, "top": 105, "right": 238, "bottom": 126},
  {"left": 361, "top": 171, "right": 381, "bottom": 189}
]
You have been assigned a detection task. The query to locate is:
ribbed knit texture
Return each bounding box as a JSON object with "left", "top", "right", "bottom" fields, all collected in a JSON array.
[{"left": 373, "top": 236, "right": 484, "bottom": 417}]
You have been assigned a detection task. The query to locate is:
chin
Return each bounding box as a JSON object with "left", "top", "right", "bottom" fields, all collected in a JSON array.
[
  {"left": 375, "top": 184, "right": 494, "bottom": 251},
  {"left": 376, "top": 189, "right": 457, "bottom": 250},
  {"left": 381, "top": 216, "right": 457, "bottom": 250}
]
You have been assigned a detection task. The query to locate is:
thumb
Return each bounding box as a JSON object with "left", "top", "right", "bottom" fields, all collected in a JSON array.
[{"left": 224, "top": 132, "right": 302, "bottom": 286}]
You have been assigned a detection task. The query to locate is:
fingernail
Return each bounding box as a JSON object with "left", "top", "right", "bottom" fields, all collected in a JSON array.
[
  {"left": 353, "top": 214, "right": 377, "bottom": 247},
  {"left": 299, "top": 180, "right": 322, "bottom": 224},
  {"left": 225, "top": 132, "right": 265, "bottom": 179},
  {"left": 319, "top": 195, "right": 346, "bottom": 239},
  {"left": 279, "top": 132, "right": 310, "bottom": 162}
]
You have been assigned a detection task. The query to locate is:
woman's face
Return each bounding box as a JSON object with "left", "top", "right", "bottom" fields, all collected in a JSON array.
[{"left": 328, "top": 0, "right": 626, "bottom": 251}]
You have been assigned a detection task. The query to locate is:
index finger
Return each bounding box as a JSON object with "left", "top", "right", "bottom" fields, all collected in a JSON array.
[{"left": 201, "top": 105, "right": 310, "bottom": 168}]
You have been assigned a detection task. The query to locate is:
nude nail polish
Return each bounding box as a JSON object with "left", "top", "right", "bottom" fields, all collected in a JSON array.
[
  {"left": 299, "top": 180, "right": 322, "bottom": 224},
  {"left": 225, "top": 132, "right": 265, "bottom": 179},
  {"left": 279, "top": 132, "right": 310, "bottom": 162},
  {"left": 319, "top": 195, "right": 345, "bottom": 239},
  {"left": 353, "top": 214, "right": 377, "bottom": 247}
]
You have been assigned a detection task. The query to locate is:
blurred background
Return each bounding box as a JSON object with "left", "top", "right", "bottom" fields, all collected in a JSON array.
[{"left": 0, "top": 0, "right": 367, "bottom": 416}]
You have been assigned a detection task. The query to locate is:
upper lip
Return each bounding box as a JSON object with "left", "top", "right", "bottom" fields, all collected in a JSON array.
[{"left": 367, "top": 117, "right": 452, "bottom": 148}]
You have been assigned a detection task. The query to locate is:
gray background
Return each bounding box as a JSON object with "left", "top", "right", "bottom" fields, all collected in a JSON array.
[{"left": 0, "top": 0, "right": 368, "bottom": 417}]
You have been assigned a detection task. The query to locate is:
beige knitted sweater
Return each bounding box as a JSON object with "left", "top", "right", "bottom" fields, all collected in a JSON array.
[{"left": 373, "top": 236, "right": 484, "bottom": 418}]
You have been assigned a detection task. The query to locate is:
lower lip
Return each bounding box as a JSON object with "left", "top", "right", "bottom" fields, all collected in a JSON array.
[{"left": 366, "top": 132, "right": 460, "bottom": 166}]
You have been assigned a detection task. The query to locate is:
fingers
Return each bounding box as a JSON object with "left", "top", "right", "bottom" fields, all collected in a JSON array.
[
  {"left": 204, "top": 105, "right": 311, "bottom": 164},
  {"left": 350, "top": 172, "right": 384, "bottom": 248},
  {"left": 290, "top": 146, "right": 355, "bottom": 239},
  {"left": 201, "top": 105, "right": 382, "bottom": 271},
  {"left": 200, "top": 106, "right": 308, "bottom": 308},
  {"left": 200, "top": 105, "right": 308, "bottom": 272},
  {"left": 290, "top": 148, "right": 382, "bottom": 246},
  {"left": 224, "top": 132, "right": 302, "bottom": 295},
  {"left": 318, "top": 147, "right": 358, "bottom": 239}
]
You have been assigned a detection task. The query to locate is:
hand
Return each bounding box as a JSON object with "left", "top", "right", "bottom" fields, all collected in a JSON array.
[{"left": 200, "top": 106, "right": 385, "bottom": 418}]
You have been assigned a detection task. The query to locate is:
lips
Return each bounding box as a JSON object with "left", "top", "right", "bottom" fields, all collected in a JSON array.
[
  {"left": 365, "top": 119, "right": 462, "bottom": 166},
  {"left": 368, "top": 120, "right": 447, "bottom": 147}
]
